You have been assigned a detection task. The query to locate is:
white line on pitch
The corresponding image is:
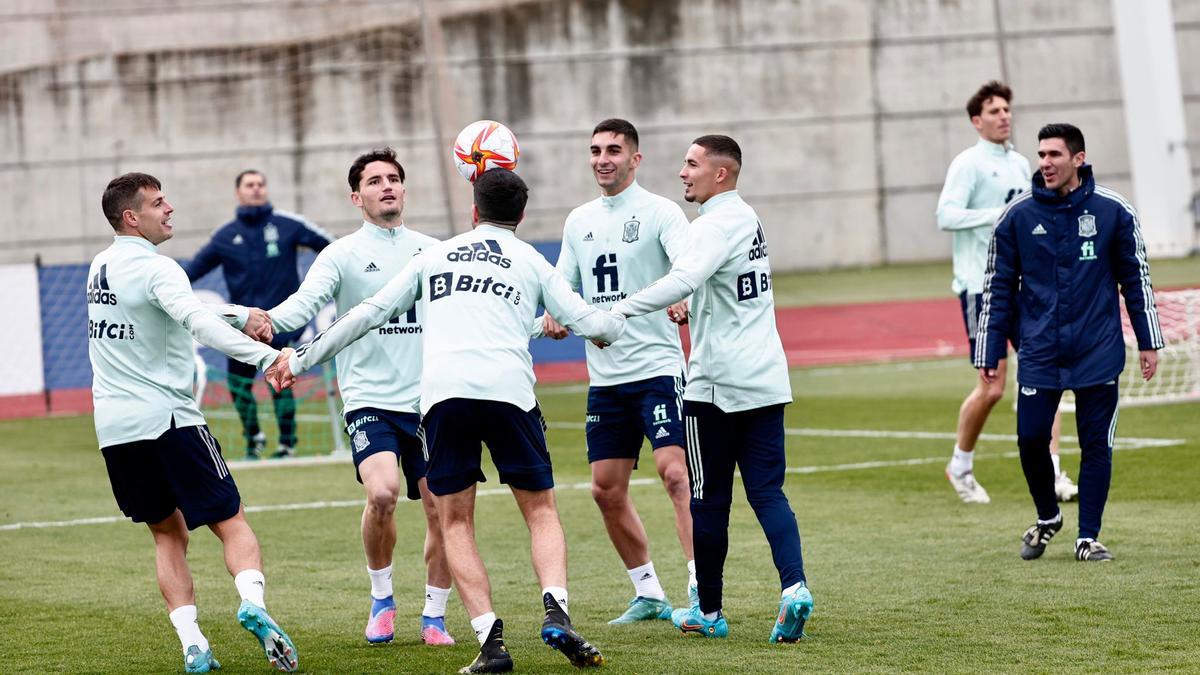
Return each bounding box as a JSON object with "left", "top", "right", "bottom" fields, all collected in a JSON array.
[{"left": 0, "top": 432, "right": 1183, "bottom": 532}]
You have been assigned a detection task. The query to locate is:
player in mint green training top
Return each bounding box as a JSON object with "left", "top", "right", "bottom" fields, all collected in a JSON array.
[
  {"left": 936, "top": 80, "right": 1075, "bottom": 505},
  {"left": 263, "top": 149, "right": 455, "bottom": 647},
  {"left": 88, "top": 173, "right": 298, "bottom": 672}
]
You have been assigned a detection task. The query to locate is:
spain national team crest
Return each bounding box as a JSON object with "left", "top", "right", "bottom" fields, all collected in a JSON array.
[
  {"left": 1078, "top": 213, "right": 1097, "bottom": 238},
  {"left": 622, "top": 218, "right": 640, "bottom": 243},
  {"left": 353, "top": 430, "right": 370, "bottom": 453}
]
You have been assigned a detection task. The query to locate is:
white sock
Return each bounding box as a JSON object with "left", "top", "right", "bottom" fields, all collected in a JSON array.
[
  {"left": 1076, "top": 538, "right": 1094, "bottom": 547},
  {"left": 627, "top": 562, "right": 666, "bottom": 601},
  {"left": 234, "top": 569, "right": 266, "bottom": 609},
  {"left": 686, "top": 559, "right": 697, "bottom": 595},
  {"left": 423, "top": 585, "right": 450, "bottom": 618},
  {"left": 169, "top": 605, "right": 209, "bottom": 653},
  {"left": 950, "top": 446, "right": 973, "bottom": 476},
  {"left": 782, "top": 581, "right": 804, "bottom": 598},
  {"left": 368, "top": 565, "right": 393, "bottom": 600},
  {"left": 702, "top": 610, "right": 720, "bottom": 621},
  {"left": 1038, "top": 512, "right": 1062, "bottom": 527},
  {"left": 470, "top": 611, "right": 497, "bottom": 645},
  {"left": 1051, "top": 453, "right": 1062, "bottom": 476},
  {"left": 543, "top": 586, "right": 569, "bottom": 616}
]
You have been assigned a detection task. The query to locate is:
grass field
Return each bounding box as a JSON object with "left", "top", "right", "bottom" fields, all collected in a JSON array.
[{"left": 2, "top": 356, "right": 1199, "bottom": 673}]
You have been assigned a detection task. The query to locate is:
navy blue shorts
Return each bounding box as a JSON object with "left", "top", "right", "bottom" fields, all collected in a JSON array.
[
  {"left": 345, "top": 407, "right": 427, "bottom": 500},
  {"left": 420, "top": 398, "right": 554, "bottom": 496},
  {"left": 960, "top": 292, "right": 1019, "bottom": 363},
  {"left": 101, "top": 419, "right": 241, "bottom": 531},
  {"left": 585, "top": 375, "right": 686, "bottom": 466}
]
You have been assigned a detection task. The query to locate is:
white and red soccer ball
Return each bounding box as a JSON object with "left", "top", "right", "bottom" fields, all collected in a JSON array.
[{"left": 452, "top": 120, "right": 519, "bottom": 182}]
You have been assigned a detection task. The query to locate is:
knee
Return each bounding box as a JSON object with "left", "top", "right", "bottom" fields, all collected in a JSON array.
[
  {"left": 591, "top": 481, "right": 627, "bottom": 512},
  {"left": 365, "top": 483, "right": 400, "bottom": 516},
  {"left": 660, "top": 464, "right": 690, "bottom": 501},
  {"left": 981, "top": 380, "right": 1006, "bottom": 407},
  {"left": 745, "top": 486, "right": 788, "bottom": 511}
]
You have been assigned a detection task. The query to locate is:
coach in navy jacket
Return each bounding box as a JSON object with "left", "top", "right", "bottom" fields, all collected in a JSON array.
[
  {"left": 974, "top": 123, "right": 1162, "bottom": 563},
  {"left": 186, "top": 170, "right": 334, "bottom": 458}
]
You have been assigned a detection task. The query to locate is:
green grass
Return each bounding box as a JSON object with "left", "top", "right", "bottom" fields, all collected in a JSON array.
[
  {"left": 2, "top": 360, "right": 1199, "bottom": 673},
  {"left": 771, "top": 255, "right": 1200, "bottom": 307}
]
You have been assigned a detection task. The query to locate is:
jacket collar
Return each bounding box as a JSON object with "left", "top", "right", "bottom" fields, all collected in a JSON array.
[
  {"left": 235, "top": 202, "right": 274, "bottom": 226},
  {"left": 1031, "top": 164, "right": 1094, "bottom": 209},
  {"left": 975, "top": 137, "right": 1012, "bottom": 157},
  {"left": 698, "top": 189, "right": 739, "bottom": 216},
  {"left": 113, "top": 235, "right": 157, "bottom": 252},
  {"left": 475, "top": 223, "right": 517, "bottom": 238},
  {"left": 599, "top": 180, "right": 644, "bottom": 211},
  {"left": 360, "top": 220, "right": 406, "bottom": 239}
]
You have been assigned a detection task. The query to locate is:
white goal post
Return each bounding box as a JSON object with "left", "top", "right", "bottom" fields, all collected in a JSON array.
[{"left": 1056, "top": 288, "right": 1200, "bottom": 410}]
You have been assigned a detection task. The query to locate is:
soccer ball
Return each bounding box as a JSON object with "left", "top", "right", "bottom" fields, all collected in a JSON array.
[{"left": 452, "top": 120, "right": 519, "bottom": 182}]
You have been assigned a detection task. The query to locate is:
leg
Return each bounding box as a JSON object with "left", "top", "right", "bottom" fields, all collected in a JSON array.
[
  {"left": 955, "top": 358, "right": 1007, "bottom": 452},
  {"left": 358, "top": 452, "right": 401, "bottom": 570},
  {"left": 207, "top": 507, "right": 264, "bottom": 576},
  {"left": 435, "top": 485, "right": 492, "bottom": 618},
  {"left": 1016, "top": 387, "right": 1063, "bottom": 522},
  {"left": 227, "top": 357, "right": 261, "bottom": 451},
  {"left": 590, "top": 458, "right": 650, "bottom": 568},
  {"left": 148, "top": 510, "right": 196, "bottom": 611},
  {"left": 683, "top": 402, "right": 738, "bottom": 615},
  {"left": 512, "top": 487, "right": 568, "bottom": 590},
  {"left": 653, "top": 445, "right": 694, "bottom": 561},
  {"left": 270, "top": 387, "right": 297, "bottom": 451},
  {"left": 737, "top": 405, "right": 805, "bottom": 591},
  {"left": 418, "top": 478, "right": 452, "bottom": 589},
  {"left": 1073, "top": 383, "right": 1120, "bottom": 541}
]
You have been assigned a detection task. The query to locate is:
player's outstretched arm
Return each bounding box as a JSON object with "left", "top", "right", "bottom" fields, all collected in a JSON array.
[
  {"left": 538, "top": 262, "right": 625, "bottom": 345},
  {"left": 148, "top": 260, "right": 279, "bottom": 370},
  {"left": 611, "top": 220, "right": 727, "bottom": 319},
  {"left": 269, "top": 247, "right": 341, "bottom": 333},
  {"left": 288, "top": 256, "right": 423, "bottom": 376}
]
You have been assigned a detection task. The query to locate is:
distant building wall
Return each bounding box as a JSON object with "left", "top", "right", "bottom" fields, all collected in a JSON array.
[{"left": 1, "top": 0, "right": 1197, "bottom": 270}]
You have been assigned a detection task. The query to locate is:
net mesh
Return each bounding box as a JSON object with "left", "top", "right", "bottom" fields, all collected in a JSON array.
[{"left": 1061, "top": 288, "right": 1200, "bottom": 410}]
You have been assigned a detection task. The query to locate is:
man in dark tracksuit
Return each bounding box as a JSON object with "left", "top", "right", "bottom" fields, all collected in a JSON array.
[
  {"left": 975, "top": 123, "right": 1162, "bottom": 563},
  {"left": 186, "top": 170, "right": 335, "bottom": 458}
]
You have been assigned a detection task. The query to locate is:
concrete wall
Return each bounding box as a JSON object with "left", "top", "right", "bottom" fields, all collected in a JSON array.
[{"left": 0, "top": 0, "right": 1196, "bottom": 268}]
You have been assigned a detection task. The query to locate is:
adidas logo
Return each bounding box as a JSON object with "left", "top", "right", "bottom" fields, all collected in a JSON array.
[
  {"left": 583, "top": 232, "right": 594, "bottom": 241},
  {"left": 232, "top": 234, "right": 244, "bottom": 245},
  {"left": 87, "top": 264, "right": 118, "bottom": 305},
  {"left": 364, "top": 262, "right": 380, "bottom": 272},
  {"left": 1032, "top": 224, "right": 1047, "bottom": 236},
  {"left": 748, "top": 222, "right": 768, "bottom": 260},
  {"left": 655, "top": 427, "right": 669, "bottom": 440},
  {"left": 639, "top": 572, "right": 654, "bottom": 581},
  {"left": 446, "top": 239, "right": 511, "bottom": 268}
]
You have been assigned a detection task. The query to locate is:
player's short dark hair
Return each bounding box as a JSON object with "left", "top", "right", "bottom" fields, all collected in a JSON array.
[
  {"left": 102, "top": 172, "right": 161, "bottom": 230},
  {"left": 966, "top": 80, "right": 1012, "bottom": 118},
  {"left": 348, "top": 148, "right": 405, "bottom": 192},
  {"left": 235, "top": 169, "right": 264, "bottom": 188},
  {"left": 592, "top": 118, "right": 639, "bottom": 149},
  {"left": 692, "top": 134, "right": 742, "bottom": 168},
  {"left": 1037, "top": 123, "right": 1086, "bottom": 156},
  {"left": 473, "top": 169, "right": 528, "bottom": 226}
]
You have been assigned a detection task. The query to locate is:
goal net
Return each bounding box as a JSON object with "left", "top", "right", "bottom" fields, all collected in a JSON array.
[{"left": 1060, "top": 288, "right": 1200, "bottom": 410}]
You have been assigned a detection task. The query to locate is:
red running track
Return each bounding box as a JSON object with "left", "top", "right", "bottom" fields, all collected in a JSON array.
[
  {"left": 6, "top": 296, "right": 968, "bottom": 416},
  {"left": 533, "top": 296, "right": 968, "bottom": 383}
]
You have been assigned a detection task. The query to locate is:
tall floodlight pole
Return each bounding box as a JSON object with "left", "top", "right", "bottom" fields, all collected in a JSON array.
[{"left": 1112, "top": 0, "right": 1195, "bottom": 256}]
